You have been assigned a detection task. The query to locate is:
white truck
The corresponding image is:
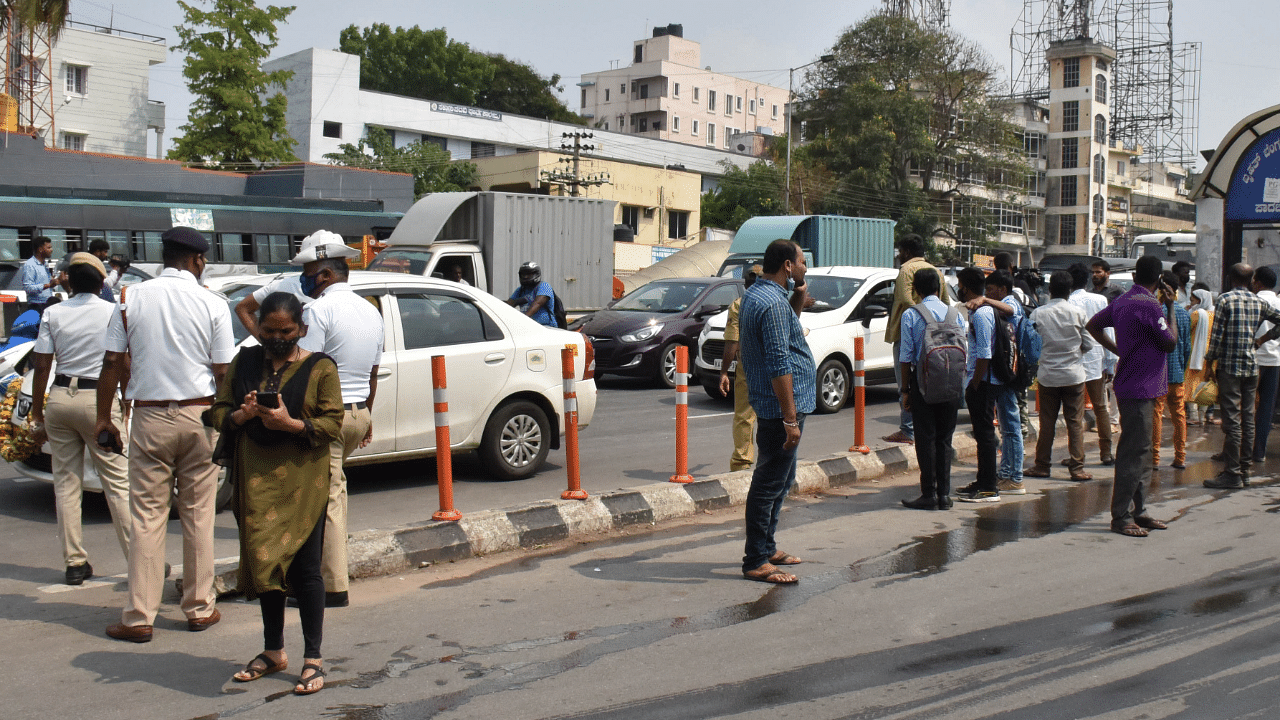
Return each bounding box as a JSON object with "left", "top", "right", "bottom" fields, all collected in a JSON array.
[{"left": 367, "top": 192, "right": 616, "bottom": 313}]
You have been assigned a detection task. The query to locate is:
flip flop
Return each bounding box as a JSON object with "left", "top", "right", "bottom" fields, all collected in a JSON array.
[
  {"left": 233, "top": 653, "right": 287, "bottom": 682},
  {"left": 743, "top": 564, "right": 798, "bottom": 584},
  {"left": 1111, "top": 524, "right": 1149, "bottom": 538},
  {"left": 294, "top": 663, "right": 326, "bottom": 695},
  {"left": 770, "top": 551, "right": 802, "bottom": 565}
]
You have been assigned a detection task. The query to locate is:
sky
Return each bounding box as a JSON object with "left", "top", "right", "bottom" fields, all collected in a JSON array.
[{"left": 68, "top": 0, "right": 1280, "bottom": 170}]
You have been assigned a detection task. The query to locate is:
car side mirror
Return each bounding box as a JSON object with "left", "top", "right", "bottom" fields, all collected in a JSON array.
[
  {"left": 862, "top": 305, "right": 888, "bottom": 327},
  {"left": 696, "top": 303, "right": 723, "bottom": 318}
]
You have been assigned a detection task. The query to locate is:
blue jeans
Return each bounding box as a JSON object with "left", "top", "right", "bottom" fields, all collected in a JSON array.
[
  {"left": 742, "top": 416, "right": 804, "bottom": 573},
  {"left": 1253, "top": 365, "right": 1280, "bottom": 462},
  {"left": 995, "top": 383, "right": 1023, "bottom": 481}
]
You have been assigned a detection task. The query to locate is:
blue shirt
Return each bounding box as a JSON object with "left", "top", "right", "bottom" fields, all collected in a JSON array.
[
  {"left": 967, "top": 304, "right": 994, "bottom": 387},
  {"left": 509, "top": 281, "right": 556, "bottom": 326},
  {"left": 21, "top": 255, "right": 51, "bottom": 303},
  {"left": 739, "top": 278, "right": 816, "bottom": 419},
  {"left": 1167, "top": 302, "right": 1192, "bottom": 384},
  {"left": 898, "top": 294, "right": 968, "bottom": 372}
]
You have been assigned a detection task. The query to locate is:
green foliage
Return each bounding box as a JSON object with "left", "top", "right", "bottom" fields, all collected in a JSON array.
[
  {"left": 797, "top": 13, "right": 1031, "bottom": 248},
  {"left": 337, "top": 24, "right": 585, "bottom": 124},
  {"left": 169, "top": 0, "right": 297, "bottom": 168},
  {"left": 1, "top": 0, "right": 70, "bottom": 40},
  {"left": 324, "top": 127, "right": 478, "bottom": 199},
  {"left": 700, "top": 160, "right": 786, "bottom": 231}
]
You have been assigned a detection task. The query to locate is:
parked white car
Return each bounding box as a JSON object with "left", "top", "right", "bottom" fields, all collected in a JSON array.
[
  {"left": 694, "top": 266, "right": 900, "bottom": 413},
  {"left": 8, "top": 271, "right": 598, "bottom": 499}
]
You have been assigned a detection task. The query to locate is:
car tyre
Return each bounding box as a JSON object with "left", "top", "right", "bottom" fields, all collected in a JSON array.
[
  {"left": 658, "top": 342, "right": 682, "bottom": 389},
  {"left": 816, "top": 358, "right": 850, "bottom": 414},
  {"left": 480, "top": 400, "right": 551, "bottom": 481}
]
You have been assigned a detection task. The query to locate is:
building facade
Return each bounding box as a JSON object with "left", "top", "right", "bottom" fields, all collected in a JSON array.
[
  {"left": 577, "top": 25, "right": 789, "bottom": 153},
  {"left": 47, "top": 21, "right": 167, "bottom": 158}
]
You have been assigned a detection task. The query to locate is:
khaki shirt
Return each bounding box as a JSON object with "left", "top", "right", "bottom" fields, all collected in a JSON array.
[
  {"left": 885, "top": 257, "right": 950, "bottom": 343},
  {"left": 724, "top": 297, "right": 742, "bottom": 343}
]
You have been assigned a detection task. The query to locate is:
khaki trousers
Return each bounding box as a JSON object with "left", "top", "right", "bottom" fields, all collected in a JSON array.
[
  {"left": 121, "top": 405, "right": 219, "bottom": 627},
  {"left": 1032, "top": 383, "right": 1086, "bottom": 473},
  {"left": 322, "top": 405, "right": 370, "bottom": 593},
  {"left": 730, "top": 369, "right": 756, "bottom": 471},
  {"left": 46, "top": 386, "right": 130, "bottom": 567},
  {"left": 1152, "top": 382, "right": 1188, "bottom": 465},
  {"left": 1083, "top": 377, "right": 1114, "bottom": 460}
]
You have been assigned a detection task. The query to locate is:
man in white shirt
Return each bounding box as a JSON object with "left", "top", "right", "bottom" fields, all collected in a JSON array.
[
  {"left": 1068, "top": 263, "right": 1116, "bottom": 465},
  {"left": 294, "top": 230, "right": 382, "bottom": 608},
  {"left": 28, "top": 253, "right": 130, "bottom": 585},
  {"left": 235, "top": 273, "right": 310, "bottom": 338},
  {"left": 1024, "top": 271, "right": 1094, "bottom": 481},
  {"left": 97, "top": 227, "right": 236, "bottom": 643},
  {"left": 1251, "top": 266, "right": 1280, "bottom": 462}
]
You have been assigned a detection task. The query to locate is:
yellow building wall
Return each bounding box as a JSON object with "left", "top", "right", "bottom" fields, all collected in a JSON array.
[{"left": 470, "top": 151, "right": 702, "bottom": 247}]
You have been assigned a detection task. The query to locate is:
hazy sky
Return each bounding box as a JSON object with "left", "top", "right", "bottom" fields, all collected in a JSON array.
[{"left": 71, "top": 0, "right": 1278, "bottom": 169}]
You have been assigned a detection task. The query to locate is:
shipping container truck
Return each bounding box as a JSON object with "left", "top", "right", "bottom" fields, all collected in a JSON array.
[
  {"left": 369, "top": 192, "right": 616, "bottom": 313},
  {"left": 717, "top": 215, "right": 896, "bottom": 277}
]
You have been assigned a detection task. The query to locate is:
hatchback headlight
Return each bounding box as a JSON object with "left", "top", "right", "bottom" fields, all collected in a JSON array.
[{"left": 620, "top": 324, "right": 664, "bottom": 343}]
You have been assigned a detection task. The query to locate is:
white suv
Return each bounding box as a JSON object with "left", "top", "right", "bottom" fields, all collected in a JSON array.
[{"left": 694, "top": 266, "right": 900, "bottom": 413}]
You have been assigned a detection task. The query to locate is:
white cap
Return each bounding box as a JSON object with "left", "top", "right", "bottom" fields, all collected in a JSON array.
[{"left": 290, "top": 230, "right": 359, "bottom": 265}]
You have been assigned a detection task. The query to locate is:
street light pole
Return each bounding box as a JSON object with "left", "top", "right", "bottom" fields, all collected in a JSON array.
[{"left": 785, "top": 55, "right": 834, "bottom": 215}]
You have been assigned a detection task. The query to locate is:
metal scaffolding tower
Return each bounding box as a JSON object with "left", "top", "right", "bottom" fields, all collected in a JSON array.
[
  {"left": 2, "top": 9, "right": 55, "bottom": 138},
  {"left": 881, "top": 0, "right": 952, "bottom": 29},
  {"left": 1010, "top": 0, "right": 1201, "bottom": 165}
]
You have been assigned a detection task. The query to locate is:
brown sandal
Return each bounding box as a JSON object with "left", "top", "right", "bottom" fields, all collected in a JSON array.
[
  {"left": 770, "top": 551, "right": 802, "bottom": 565},
  {"left": 233, "top": 653, "right": 287, "bottom": 682},
  {"left": 294, "top": 663, "right": 325, "bottom": 695},
  {"left": 743, "top": 563, "right": 798, "bottom": 584},
  {"left": 1111, "top": 524, "right": 1149, "bottom": 538}
]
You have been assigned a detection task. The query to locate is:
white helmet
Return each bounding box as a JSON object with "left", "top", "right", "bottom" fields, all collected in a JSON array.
[{"left": 291, "top": 230, "right": 359, "bottom": 265}]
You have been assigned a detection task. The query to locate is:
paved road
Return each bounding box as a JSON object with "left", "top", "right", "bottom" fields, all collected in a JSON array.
[
  {"left": 0, "top": 380, "right": 906, "bottom": 587},
  {"left": 3, "top": 427, "right": 1278, "bottom": 719}
]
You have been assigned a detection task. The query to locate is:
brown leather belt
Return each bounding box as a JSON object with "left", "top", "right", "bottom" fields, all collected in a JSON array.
[{"left": 133, "top": 396, "right": 215, "bottom": 408}]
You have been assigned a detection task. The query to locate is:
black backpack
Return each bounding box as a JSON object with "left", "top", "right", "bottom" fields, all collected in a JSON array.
[
  {"left": 552, "top": 290, "right": 568, "bottom": 330},
  {"left": 990, "top": 313, "right": 1018, "bottom": 384}
]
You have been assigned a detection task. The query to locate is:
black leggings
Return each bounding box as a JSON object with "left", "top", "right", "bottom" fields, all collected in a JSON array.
[{"left": 260, "top": 512, "right": 326, "bottom": 659}]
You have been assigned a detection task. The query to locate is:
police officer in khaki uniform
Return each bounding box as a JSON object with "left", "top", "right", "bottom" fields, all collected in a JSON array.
[
  {"left": 98, "top": 227, "right": 236, "bottom": 643},
  {"left": 293, "top": 231, "right": 380, "bottom": 608},
  {"left": 719, "top": 265, "right": 763, "bottom": 471},
  {"left": 28, "top": 253, "right": 130, "bottom": 585}
]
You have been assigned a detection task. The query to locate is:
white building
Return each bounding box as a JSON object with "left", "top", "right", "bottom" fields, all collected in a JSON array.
[
  {"left": 577, "top": 25, "right": 790, "bottom": 152},
  {"left": 265, "top": 47, "right": 754, "bottom": 191},
  {"left": 48, "top": 20, "right": 167, "bottom": 158}
]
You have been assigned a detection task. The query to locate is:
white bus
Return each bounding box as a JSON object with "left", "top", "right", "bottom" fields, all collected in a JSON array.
[{"left": 1131, "top": 233, "right": 1195, "bottom": 263}]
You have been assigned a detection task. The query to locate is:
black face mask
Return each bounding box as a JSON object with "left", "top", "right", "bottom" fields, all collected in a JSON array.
[{"left": 263, "top": 337, "right": 298, "bottom": 359}]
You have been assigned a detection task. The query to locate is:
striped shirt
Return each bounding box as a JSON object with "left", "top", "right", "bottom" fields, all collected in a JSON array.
[
  {"left": 739, "top": 278, "right": 816, "bottom": 419},
  {"left": 1205, "top": 288, "right": 1280, "bottom": 378}
]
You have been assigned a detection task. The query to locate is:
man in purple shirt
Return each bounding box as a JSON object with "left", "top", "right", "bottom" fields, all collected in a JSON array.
[{"left": 1086, "top": 255, "right": 1176, "bottom": 538}]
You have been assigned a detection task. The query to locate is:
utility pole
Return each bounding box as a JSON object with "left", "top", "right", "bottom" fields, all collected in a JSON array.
[{"left": 542, "top": 132, "right": 611, "bottom": 197}]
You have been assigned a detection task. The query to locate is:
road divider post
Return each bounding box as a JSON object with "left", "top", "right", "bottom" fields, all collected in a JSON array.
[
  {"left": 561, "top": 346, "right": 587, "bottom": 500},
  {"left": 849, "top": 333, "right": 871, "bottom": 454},
  {"left": 431, "top": 355, "right": 462, "bottom": 521},
  {"left": 670, "top": 345, "right": 694, "bottom": 483}
]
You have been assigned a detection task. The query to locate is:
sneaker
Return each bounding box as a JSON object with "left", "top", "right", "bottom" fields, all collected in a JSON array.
[
  {"left": 997, "top": 478, "right": 1027, "bottom": 495},
  {"left": 958, "top": 490, "right": 1000, "bottom": 503},
  {"left": 955, "top": 481, "right": 981, "bottom": 496}
]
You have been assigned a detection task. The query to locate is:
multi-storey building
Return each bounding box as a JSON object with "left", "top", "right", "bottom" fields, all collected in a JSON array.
[{"left": 577, "top": 25, "right": 790, "bottom": 153}]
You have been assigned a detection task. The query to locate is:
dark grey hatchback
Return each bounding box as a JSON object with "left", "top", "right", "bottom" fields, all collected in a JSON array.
[{"left": 571, "top": 277, "right": 743, "bottom": 388}]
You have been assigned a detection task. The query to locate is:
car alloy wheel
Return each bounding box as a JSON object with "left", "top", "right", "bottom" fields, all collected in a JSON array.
[
  {"left": 659, "top": 342, "right": 681, "bottom": 389},
  {"left": 816, "top": 358, "right": 849, "bottom": 414}
]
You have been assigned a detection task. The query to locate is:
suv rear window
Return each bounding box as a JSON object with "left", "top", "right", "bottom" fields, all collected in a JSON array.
[{"left": 368, "top": 250, "right": 432, "bottom": 275}]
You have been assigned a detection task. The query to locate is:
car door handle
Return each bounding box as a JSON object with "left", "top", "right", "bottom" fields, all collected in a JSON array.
[
  {"left": 378, "top": 369, "right": 392, "bottom": 379},
  {"left": 484, "top": 353, "right": 507, "bottom": 364}
]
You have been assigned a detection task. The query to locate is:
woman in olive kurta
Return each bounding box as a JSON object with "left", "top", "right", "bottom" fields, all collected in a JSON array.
[{"left": 210, "top": 293, "right": 343, "bottom": 695}]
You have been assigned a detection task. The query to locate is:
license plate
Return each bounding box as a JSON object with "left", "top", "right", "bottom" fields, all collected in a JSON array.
[{"left": 713, "top": 360, "right": 737, "bottom": 372}]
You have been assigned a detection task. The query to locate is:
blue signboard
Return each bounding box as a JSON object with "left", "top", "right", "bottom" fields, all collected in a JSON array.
[{"left": 1227, "top": 126, "right": 1280, "bottom": 222}]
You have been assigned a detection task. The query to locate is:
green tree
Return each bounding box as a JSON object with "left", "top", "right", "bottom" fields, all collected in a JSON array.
[
  {"left": 0, "top": 0, "right": 70, "bottom": 40},
  {"left": 337, "top": 24, "right": 585, "bottom": 124},
  {"left": 797, "top": 13, "right": 1029, "bottom": 250},
  {"left": 700, "top": 160, "right": 786, "bottom": 231},
  {"left": 169, "top": 0, "right": 297, "bottom": 167},
  {"left": 324, "top": 127, "right": 478, "bottom": 199}
]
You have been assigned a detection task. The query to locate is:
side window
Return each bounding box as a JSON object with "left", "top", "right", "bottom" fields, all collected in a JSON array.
[
  {"left": 396, "top": 292, "right": 502, "bottom": 349},
  {"left": 702, "top": 283, "right": 740, "bottom": 311},
  {"left": 858, "top": 280, "right": 895, "bottom": 318}
]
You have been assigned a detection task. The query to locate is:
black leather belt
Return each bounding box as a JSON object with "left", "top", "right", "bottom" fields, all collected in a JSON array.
[
  {"left": 344, "top": 401, "right": 367, "bottom": 411},
  {"left": 53, "top": 374, "right": 97, "bottom": 389}
]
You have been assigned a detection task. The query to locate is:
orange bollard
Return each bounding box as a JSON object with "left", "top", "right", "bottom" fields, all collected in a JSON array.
[
  {"left": 849, "top": 334, "right": 871, "bottom": 454},
  {"left": 431, "top": 355, "right": 462, "bottom": 521},
  {"left": 560, "top": 346, "right": 587, "bottom": 500},
  {"left": 670, "top": 345, "right": 694, "bottom": 483}
]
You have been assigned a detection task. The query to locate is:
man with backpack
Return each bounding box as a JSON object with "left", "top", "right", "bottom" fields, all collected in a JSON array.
[
  {"left": 966, "top": 271, "right": 1026, "bottom": 495},
  {"left": 507, "top": 261, "right": 561, "bottom": 327},
  {"left": 954, "top": 267, "right": 1001, "bottom": 503},
  {"left": 1023, "top": 271, "right": 1094, "bottom": 481},
  {"left": 899, "top": 268, "right": 967, "bottom": 510}
]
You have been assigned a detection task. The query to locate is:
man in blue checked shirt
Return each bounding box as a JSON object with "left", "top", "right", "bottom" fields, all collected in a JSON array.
[
  {"left": 738, "top": 240, "right": 814, "bottom": 584},
  {"left": 22, "top": 236, "right": 56, "bottom": 314},
  {"left": 898, "top": 268, "right": 967, "bottom": 510}
]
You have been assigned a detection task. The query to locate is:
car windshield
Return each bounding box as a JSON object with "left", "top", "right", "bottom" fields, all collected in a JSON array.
[
  {"left": 368, "top": 249, "right": 431, "bottom": 275},
  {"left": 804, "top": 275, "right": 865, "bottom": 312},
  {"left": 613, "top": 282, "right": 706, "bottom": 313},
  {"left": 221, "top": 282, "right": 267, "bottom": 344}
]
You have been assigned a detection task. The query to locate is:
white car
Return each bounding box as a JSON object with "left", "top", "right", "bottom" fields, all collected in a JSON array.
[
  {"left": 694, "top": 266, "right": 900, "bottom": 414},
  {"left": 9, "top": 271, "right": 598, "bottom": 497}
]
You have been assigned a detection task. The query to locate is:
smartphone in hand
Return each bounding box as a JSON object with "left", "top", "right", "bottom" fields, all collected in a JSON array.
[
  {"left": 97, "top": 429, "right": 123, "bottom": 454},
  {"left": 256, "top": 391, "right": 280, "bottom": 409}
]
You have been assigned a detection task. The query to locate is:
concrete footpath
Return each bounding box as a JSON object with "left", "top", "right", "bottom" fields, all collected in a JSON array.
[{"left": 203, "top": 431, "right": 998, "bottom": 594}]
